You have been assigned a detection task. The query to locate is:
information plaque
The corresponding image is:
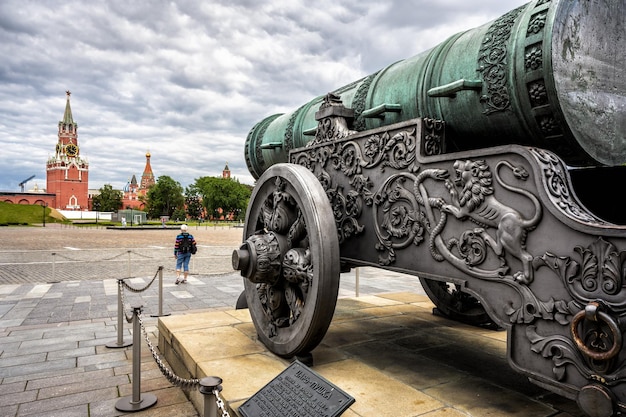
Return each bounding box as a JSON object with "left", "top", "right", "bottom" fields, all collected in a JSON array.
[{"left": 239, "top": 360, "right": 355, "bottom": 417}]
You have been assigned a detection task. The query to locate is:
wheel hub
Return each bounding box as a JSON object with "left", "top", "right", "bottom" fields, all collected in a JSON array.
[{"left": 232, "top": 231, "right": 287, "bottom": 285}]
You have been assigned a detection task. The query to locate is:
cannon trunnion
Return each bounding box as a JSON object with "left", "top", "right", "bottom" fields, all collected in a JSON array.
[{"left": 233, "top": 0, "right": 626, "bottom": 415}]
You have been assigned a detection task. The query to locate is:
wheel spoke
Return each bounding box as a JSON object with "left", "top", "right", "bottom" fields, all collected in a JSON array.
[{"left": 233, "top": 164, "right": 340, "bottom": 357}]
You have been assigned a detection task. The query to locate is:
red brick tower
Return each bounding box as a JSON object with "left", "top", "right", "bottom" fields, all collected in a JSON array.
[
  {"left": 222, "top": 162, "right": 231, "bottom": 179},
  {"left": 46, "top": 91, "right": 89, "bottom": 210},
  {"left": 139, "top": 152, "right": 155, "bottom": 191},
  {"left": 121, "top": 153, "right": 156, "bottom": 209}
]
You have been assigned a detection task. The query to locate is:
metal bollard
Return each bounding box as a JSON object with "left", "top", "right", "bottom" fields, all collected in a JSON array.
[
  {"left": 151, "top": 266, "right": 170, "bottom": 317},
  {"left": 51, "top": 252, "right": 56, "bottom": 282},
  {"left": 106, "top": 279, "right": 132, "bottom": 348},
  {"left": 355, "top": 267, "right": 360, "bottom": 297},
  {"left": 127, "top": 250, "right": 132, "bottom": 277},
  {"left": 199, "top": 376, "right": 223, "bottom": 417},
  {"left": 115, "top": 305, "right": 158, "bottom": 412}
]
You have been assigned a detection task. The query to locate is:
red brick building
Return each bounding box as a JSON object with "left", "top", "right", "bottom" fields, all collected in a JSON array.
[
  {"left": 121, "top": 152, "right": 156, "bottom": 209},
  {"left": 46, "top": 91, "right": 89, "bottom": 210},
  {"left": 0, "top": 191, "right": 55, "bottom": 207},
  {"left": 2, "top": 92, "right": 87, "bottom": 209}
]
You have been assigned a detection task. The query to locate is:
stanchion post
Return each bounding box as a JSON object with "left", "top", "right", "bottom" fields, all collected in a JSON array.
[
  {"left": 115, "top": 305, "right": 157, "bottom": 412},
  {"left": 199, "top": 376, "right": 223, "bottom": 417},
  {"left": 151, "top": 266, "right": 170, "bottom": 317},
  {"left": 127, "top": 250, "right": 131, "bottom": 277},
  {"left": 355, "top": 267, "right": 360, "bottom": 297},
  {"left": 106, "top": 279, "right": 132, "bottom": 348},
  {"left": 51, "top": 252, "right": 56, "bottom": 282}
]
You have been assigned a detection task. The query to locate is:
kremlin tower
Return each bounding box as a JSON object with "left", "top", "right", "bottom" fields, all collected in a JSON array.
[
  {"left": 121, "top": 152, "right": 156, "bottom": 209},
  {"left": 140, "top": 152, "right": 156, "bottom": 190},
  {"left": 46, "top": 91, "right": 89, "bottom": 210}
]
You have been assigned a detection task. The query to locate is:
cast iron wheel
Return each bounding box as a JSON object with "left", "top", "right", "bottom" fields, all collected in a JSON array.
[
  {"left": 419, "top": 278, "right": 496, "bottom": 327},
  {"left": 232, "top": 163, "right": 340, "bottom": 357}
]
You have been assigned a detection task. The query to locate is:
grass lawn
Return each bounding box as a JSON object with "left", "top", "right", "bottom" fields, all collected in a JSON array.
[{"left": 0, "top": 201, "right": 60, "bottom": 226}]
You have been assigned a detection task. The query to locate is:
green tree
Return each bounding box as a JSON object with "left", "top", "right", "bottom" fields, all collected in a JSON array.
[
  {"left": 171, "top": 208, "right": 187, "bottom": 222},
  {"left": 184, "top": 184, "right": 203, "bottom": 219},
  {"left": 195, "top": 176, "right": 251, "bottom": 221},
  {"left": 145, "top": 175, "right": 184, "bottom": 219},
  {"left": 92, "top": 184, "right": 123, "bottom": 212}
]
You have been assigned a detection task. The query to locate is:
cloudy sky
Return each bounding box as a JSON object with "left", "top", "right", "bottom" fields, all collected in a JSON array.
[{"left": 0, "top": 0, "right": 529, "bottom": 192}]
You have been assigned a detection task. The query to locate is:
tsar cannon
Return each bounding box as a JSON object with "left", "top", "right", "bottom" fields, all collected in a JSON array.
[{"left": 232, "top": 1, "right": 626, "bottom": 415}]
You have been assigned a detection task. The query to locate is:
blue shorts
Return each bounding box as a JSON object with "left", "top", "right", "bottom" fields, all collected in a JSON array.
[{"left": 176, "top": 252, "right": 192, "bottom": 272}]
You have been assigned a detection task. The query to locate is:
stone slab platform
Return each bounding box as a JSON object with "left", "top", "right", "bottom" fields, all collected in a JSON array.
[{"left": 158, "top": 293, "right": 584, "bottom": 417}]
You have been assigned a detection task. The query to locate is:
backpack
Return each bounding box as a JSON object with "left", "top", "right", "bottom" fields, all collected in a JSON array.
[{"left": 179, "top": 234, "right": 196, "bottom": 254}]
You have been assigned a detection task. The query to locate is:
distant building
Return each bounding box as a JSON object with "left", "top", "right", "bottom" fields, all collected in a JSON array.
[
  {"left": 46, "top": 91, "right": 89, "bottom": 210},
  {"left": 1, "top": 92, "right": 86, "bottom": 208},
  {"left": 214, "top": 162, "right": 235, "bottom": 221},
  {"left": 139, "top": 152, "right": 156, "bottom": 190},
  {"left": 121, "top": 152, "right": 156, "bottom": 209},
  {"left": 0, "top": 191, "right": 54, "bottom": 206}
]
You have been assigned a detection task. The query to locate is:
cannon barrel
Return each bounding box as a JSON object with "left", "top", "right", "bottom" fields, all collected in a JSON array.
[{"left": 245, "top": 0, "right": 626, "bottom": 180}]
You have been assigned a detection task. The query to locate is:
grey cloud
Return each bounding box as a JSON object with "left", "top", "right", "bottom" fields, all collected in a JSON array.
[{"left": 0, "top": 0, "right": 530, "bottom": 192}]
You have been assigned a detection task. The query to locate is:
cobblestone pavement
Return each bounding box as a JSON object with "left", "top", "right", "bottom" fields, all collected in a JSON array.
[
  {"left": 0, "top": 224, "right": 242, "bottom": 285},
  {"left": 0, "top": 225, "right": 426, "bottom": 416}
]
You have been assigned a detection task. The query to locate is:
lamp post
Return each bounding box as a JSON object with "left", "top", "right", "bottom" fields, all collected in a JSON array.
[
  {"left": 94, "top": 202, "right": 100, "bottom": 225},
  {"left": 42, "top": 202, "right": 48, "bottom": 227}
]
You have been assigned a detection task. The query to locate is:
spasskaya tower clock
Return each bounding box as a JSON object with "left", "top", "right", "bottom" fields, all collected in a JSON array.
[{"left": 46, "top": 91, "right": 89, "bottom": 210}]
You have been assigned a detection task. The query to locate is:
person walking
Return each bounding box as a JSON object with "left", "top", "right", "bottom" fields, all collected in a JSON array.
[{"left": 174, "top": 224, "right": 196, "bottom": 284}]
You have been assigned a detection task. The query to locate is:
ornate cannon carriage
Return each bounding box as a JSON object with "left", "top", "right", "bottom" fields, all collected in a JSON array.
[{"left": 232, "top": 1, "right": 626, "bottom": 415}]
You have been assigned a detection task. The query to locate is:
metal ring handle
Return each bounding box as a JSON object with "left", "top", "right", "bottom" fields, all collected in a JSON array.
[{"left": 570, "top": 306, "right": 622, "bottom": 361}]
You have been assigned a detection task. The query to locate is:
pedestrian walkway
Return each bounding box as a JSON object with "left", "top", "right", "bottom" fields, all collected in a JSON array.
[
  {"left": 0, "top": 246, "right": 235, "bottom": 285},
  {"left": 0, "top": 265, "right": 424, "bottom": 416},
  {"left": 0, "top": 227, "right": 584, "bottom": 416}
]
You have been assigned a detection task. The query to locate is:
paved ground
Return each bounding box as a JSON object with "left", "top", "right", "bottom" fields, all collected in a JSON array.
[
  {"left": 0, "top": 225, "right": 427, "bottom": 416},
  {"left": 0, "top": 224, "right": 242, "bottom": 285}
]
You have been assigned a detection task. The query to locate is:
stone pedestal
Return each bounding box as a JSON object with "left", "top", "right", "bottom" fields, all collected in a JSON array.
[{"left": 158, "top": 293, "right": 578, "bottom": 417}]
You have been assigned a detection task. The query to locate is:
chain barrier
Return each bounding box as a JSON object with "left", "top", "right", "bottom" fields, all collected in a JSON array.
[
  {"left": 118, "top": 280, "right": 134, "bottom": 324},
  {"left": 51, "top": 252, "right": 81, "bottom": 261},
  {"left": 116, "top": 269, "right": 231, "bottom": 416},
  {"left": 101, "top": 251, "right": 134, "bottom": 261},
  {"left": 136, "top": 311, "right": 201, "bottom": 390},
  {"left": 50, "top": 249, "right": 158, "bottom": 263},
  {"left": 215, "top": 389, "right": 231, "bottom": 417},
  {"left": 121, "top": 267, "right": 160, "bottom": 293},
  {"left": 0, "top": 247, "right": 233, "bottom": 285},
  {"left": 48, "top": 250, "right": 227, "bottom": 264},
  {"left": 126, "top": 250, "right": 155, "bottom": 260}
]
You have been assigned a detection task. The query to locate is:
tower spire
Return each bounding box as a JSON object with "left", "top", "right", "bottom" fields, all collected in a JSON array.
[
  {"left": 140, "top": 151, "right": 155, "bottom": 190},
  {"left": 62, "top": 90, "right": 74, "bottom": 125}
]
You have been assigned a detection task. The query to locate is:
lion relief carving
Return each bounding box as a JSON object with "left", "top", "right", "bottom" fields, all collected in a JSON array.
[{"left": 441, "top": 159, "right": 542, "bottom": 285}]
